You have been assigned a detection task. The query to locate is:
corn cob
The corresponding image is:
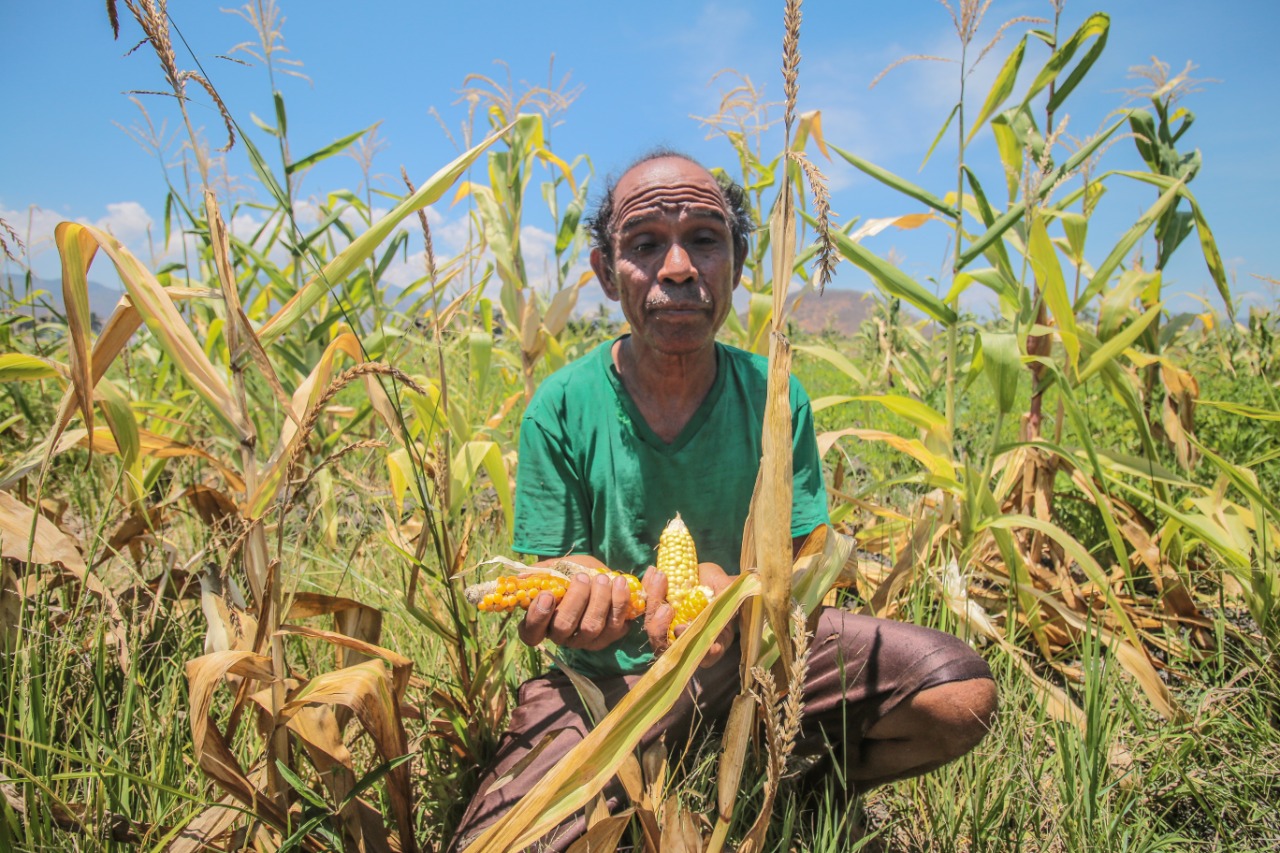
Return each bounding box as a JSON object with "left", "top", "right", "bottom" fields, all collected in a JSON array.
[
  {"left": 656, "top": 513, "right": 713, "bottom": 635},
  {"left": 465, "top": 568, "right": 646, "bottom": 620}
]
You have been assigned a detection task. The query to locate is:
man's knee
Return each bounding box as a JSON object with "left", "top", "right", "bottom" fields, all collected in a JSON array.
[{"left": 925, "top": 677, "right": 998, "bottom": 760}]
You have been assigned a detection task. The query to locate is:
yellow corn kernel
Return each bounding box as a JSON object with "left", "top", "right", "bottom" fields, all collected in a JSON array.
[
  {"left": 466, "top": 570, "right": 645, "bottom": 620},
  {"left": 656, "top": 513, "right": 714, "bottom": 636}
]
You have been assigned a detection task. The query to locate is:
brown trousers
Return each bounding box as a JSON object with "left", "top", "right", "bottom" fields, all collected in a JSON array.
[{"left": 452, "top": 607, "right": 992, "bottom": 851}]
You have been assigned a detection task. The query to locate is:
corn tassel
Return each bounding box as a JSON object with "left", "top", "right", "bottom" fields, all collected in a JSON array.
[
  {"left": 656, "top": 513, "right": 713, "bottom": 636},
  {"left": 466, "top": 569, "right": 645, "bottom": 620}
]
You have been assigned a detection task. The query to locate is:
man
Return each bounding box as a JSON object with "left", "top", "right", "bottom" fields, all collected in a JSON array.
[{"left": 452, "top": 152, "right": 996, "bottom": 850}]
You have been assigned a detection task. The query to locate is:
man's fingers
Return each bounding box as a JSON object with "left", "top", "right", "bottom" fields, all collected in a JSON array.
[
  {"left": 516, "top": 591, "right": 556, "bottom": 647},
  {"left": 643, "top": 569, "right": 673, "bottom": 655},
  {"left": 547, "top": 574, "right": 591, "bottom": 645},
  {"left": 642, "top": 567, "right": 668, "bottom": 604},
  {"left": 607, "top": 574, "right": 631, "bottom": 631},
  {"left": 575, "top": 574, "right": 613, "bottom": 642}
]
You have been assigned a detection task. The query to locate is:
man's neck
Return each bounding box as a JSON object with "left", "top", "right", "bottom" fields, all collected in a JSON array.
[{"left": 612, "top": 336, "right": 718, "bottom": 443}]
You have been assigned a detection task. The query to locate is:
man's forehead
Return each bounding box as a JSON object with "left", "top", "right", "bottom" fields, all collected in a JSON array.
[{"left": 612, "top": 157, "right": 729, "bottom": 228}]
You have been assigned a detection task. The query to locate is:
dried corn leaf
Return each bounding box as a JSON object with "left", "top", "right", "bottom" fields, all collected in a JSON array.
[
  {"left": 276, "top": 624, "right": 411, "bottom": 700},
  {"left": 565, "top": 810, "right": 633, "bottom": 853},
  {"left": 469, "top": 573, "right": 758, "bottom": 850},
  {"left": 250, "top": 331, "right": 364, "bottom": 515},
  {"left": 1024, "top": 584, "right": 1186, "bottom": 722},
  {"left": 168, "top": 793, "right": 243, "bottom": 853},
  {"left": 56, "top": 222, "right": 249, "bottom": 439},
  {"left": 756, "top": 155, "right": 799, "bottom": 676},
  {"left": 661, "top": 794, "right": 705, "bottom": 853},
  {"left": 0, "top": 490, "right": 129, "bottom": 669},
  {"left": 204, "top": 190, "right": 298, "bottom": 428},
  {"left": 45, "top": 292, "right": 144, "bottom": 462},
  {"left": 72, "top": 426, "right": 246, "bottom": 493},
  {"left": 184, "top": 650, "right": 289, "bottom": 828},
  {"left": 281, "top": 659, "right": 415, "bottom": 853},
  {"left": 55, "top": 222, "right": 98, "bottom": 452},
  {"left": 709, "top": 694, "right": 755, "bottom": 853}
]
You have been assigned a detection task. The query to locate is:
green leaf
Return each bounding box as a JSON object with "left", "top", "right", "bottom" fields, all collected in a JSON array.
[
  {"left": 1128, "top": 110, "right": 1160, "bottom": 172},
  {"left": 555, "top": 198, "right": 583, "bottom": 255},
  {"left": 990, "top": 110, "right": 1027, "bottom": 201},
  {"left": 469, "top": 329, "right": 493, "bottom": 397},
  {"left": 1058, "top": 211, "right": 1088, "bottom": 264},
  {"left": 746, "top": 291, "right": 773, "bottom": 355},
  {"left": 793, "top": 344, "right": 867, "bottom": 386},
  {"left": 450, "top": 441, "right": 513, "bottom": 532},
  {"left": 240, "top": 130, "right": 290, "bottom": 211},
  {"left": 947, "top": 268, "right": 1020, "bottom": 320},
  {"left": 830, "top": 143, "right": 958, "bottom": 219},
  {"left": 980, "top": 331, "right": 1021, "bottom": 415},
  {"left": 95, "top": 377, "right": 140, "bottom": 477},
  {"left": 921, "top": 104, "right": 959, "bottom": 170},
  {"left": 962, "top": 166, "right": 1017, "bottom": 283},
  {"left": 1077, "top": 302, "right": 1162, "bottom": 384},
  {"left": 372, "top": 231, "right": 409, "bottom": 283},
  {"left": 273, "top": 90, "right": 288, "bottom": 137},
  {"left": 0, "top": 353, "right": 61, "bottom": 382},
  {"left": 1018, "top": 13, "right": 1110, "bottom": 114},
  {"left": 820, "top": 216, "right": 957, "bottom": 325},
  {"left": 1076, "top": 176, "right": 1183, "bottom": 310},
  {"left": 248, "top": 111, "right": 278, "bottom": 137},
  {"left": 1096, "top": 170, "right": 1231, "bottom": 318},
  {"left": 851, "top": 394, "right": 946, "bottom": 432},
  {"left": 1027, "top": 217, "right": 1079, "bottom": 370},
  {"left": 1198, "top": 399, "right": 1280, "bottom": 422},
  {"left": 967, "top": 34, "right": 1028, "bottom": 145},
  {"left": 287, "top": 122, "right": 379, "bottom": 176}
]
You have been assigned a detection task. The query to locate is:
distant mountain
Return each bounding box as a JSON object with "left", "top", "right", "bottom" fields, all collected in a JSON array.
[
  {"left": 2, "top": 274, "right": 125, "bottom": 323},
  {"left": 785, "top": 287, "right": 877, "bottom": 337}
]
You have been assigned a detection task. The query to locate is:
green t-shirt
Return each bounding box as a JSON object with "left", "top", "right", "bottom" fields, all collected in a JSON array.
[{"left": 512, "top": 337, "right": 830, "bottom": 676}]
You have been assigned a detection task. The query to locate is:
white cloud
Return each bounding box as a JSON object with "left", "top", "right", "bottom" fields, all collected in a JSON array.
[
  {"left": 94, "top": 201, "right": 153, "bottom": 244},
  {"left": 0, "top": 204, "right": 67, "bottom": 272}
]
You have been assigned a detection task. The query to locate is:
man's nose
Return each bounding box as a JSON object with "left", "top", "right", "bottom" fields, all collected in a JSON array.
[{"left": 658, "top": 243, "right": 696, "bottom": 284}]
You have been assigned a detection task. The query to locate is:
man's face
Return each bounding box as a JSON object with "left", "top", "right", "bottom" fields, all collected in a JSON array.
[{"left": 591, "top": 157, "right": 743, "bottom": 357}]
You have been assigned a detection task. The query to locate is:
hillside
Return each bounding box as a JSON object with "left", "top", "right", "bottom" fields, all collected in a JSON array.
[{"left": 784, "top": 287, "right": 877, "bottom": 336}]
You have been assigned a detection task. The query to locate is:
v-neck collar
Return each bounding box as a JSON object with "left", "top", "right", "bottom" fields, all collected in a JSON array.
[{"left": 602, "top": 337, "right": 726, "bottom": 454}]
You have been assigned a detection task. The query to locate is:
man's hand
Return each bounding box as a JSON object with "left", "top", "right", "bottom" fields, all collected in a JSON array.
[
  {"left": 517, "top": 568, "right": 635, "bottom": 651},
  {"left": 644, "top": 562, "right": 736, "bottom": 668}
]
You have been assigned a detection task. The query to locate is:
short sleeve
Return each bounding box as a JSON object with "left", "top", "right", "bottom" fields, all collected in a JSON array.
[
  {"left": 511, "top": 405, "right": 592, "bottom": 557},
  {"left": 790, "top": 392, "right": 830, "bottom": 537}
]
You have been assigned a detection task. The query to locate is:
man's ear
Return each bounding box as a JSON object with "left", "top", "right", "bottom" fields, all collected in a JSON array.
[{"left": 590, "top": 247, "right": 620, "bottom": 301}]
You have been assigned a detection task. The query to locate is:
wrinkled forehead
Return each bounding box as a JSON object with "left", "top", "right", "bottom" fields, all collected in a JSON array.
[{"left": 611, "top": 158, "right": 730, "bottom": 236}]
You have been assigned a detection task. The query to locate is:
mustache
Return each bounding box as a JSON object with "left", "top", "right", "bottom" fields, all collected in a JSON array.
[{"left": 645, "top": 290, "right": 711, "bottom": 311}]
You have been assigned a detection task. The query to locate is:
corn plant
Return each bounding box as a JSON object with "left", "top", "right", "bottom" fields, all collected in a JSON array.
[{"left": 797, "top": 0, "right": 1273, "bottom": 738}]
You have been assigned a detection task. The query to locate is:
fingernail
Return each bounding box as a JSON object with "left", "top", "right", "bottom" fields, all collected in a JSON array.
[
  {"left": 536, "top": 593, "right": 553, "bottom": 613},
  {"left": 614, "top": 575, "right": 627, "bottom": 590},
  {"left": 575, "top": 573, "right": 589, "bottom": 584},
  {"left": 595, "top": 574, "right": 609, "bottom": 586}
]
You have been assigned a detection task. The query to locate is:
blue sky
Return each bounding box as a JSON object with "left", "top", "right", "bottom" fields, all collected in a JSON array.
[{"left": 2, "top": 0, "right": 1277, "bottom": 316}]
